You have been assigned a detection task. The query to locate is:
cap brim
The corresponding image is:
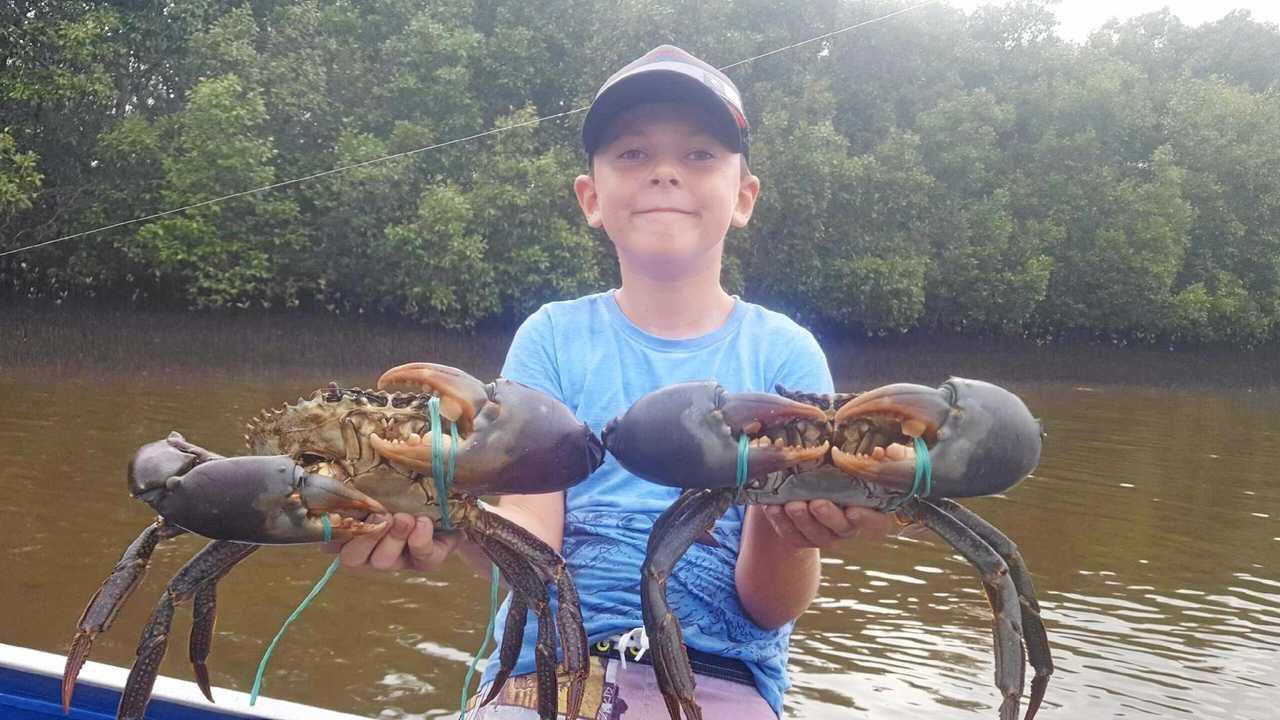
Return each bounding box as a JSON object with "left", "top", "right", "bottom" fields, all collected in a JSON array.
[{"left": 582, "top": 71, "right": 746, "bottom": 157}]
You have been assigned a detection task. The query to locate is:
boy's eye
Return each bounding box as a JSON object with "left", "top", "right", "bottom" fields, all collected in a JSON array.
[
  {"left": 618, "top": 148, "right": 646, "bottom": 161},
  {"left": 687, "top": 150, "right": 715, "bottom": 161}
]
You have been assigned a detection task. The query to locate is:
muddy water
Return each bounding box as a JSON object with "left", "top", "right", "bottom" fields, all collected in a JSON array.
[{"left": 1, "top": 308, "right": 1277, "bottom": 719}]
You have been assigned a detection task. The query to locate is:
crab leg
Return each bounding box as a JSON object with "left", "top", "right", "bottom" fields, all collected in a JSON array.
[
  {"left": 470, "top": 508, "right": 589, "bottom": 719},
  {"left": 479, "top": 591, "right": 529, "bottom": 707},
  {"left": 938, "top": 499, "right": 1053, "bottom": 720},
  {"left": 189, "top": 582, "right": 218, "bottom": 701},
  {"left": 117, "top": 540, "right": 259, "bottom": 720},
  {"left": 901, "top": 499, "right": 1025, "bottom": 720},
  {"left": 641, "top": 488, "right": 738, "bottom": 720},
  {"left": 62, "top": 519, "right": 188, "bottom": 711},
  {"left": 470, "top": 534, "right": 560, "bottom": 720}
]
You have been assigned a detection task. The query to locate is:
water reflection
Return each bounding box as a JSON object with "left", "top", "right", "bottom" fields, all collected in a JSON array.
[
  {"left": 788, "top": 384, "right": 1280, "bottom": 719},
  {"left": 1, "top": 310, "right": 1277, "bottom": 719}
]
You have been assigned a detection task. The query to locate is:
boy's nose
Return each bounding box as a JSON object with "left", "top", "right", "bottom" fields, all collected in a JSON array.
[{"left": 648, "top": 158, "right": 681, "bottom": 186}]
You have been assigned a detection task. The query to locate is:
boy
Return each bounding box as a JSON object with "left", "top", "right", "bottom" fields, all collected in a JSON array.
[{"left": 337, "top": 45, "right": 896, "bottom": 717}]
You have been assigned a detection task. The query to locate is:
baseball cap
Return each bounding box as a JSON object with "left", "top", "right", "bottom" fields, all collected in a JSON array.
[{"left": 582, "top": 45, "right": 749, "bottom": 159}]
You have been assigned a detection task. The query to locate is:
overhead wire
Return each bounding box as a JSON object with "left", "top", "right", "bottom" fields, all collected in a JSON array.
[{"left": 0, "top": 0, "right": 940, "bottom": 259}]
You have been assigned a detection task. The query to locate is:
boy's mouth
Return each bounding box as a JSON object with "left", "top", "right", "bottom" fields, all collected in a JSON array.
[{"left": 635, "top": 207, "right": 696, "bottom": 215}]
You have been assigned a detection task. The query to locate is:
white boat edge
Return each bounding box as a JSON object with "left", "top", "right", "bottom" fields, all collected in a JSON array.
[{"left": 0, "top": 641, "right": 369, "bottom": 719}]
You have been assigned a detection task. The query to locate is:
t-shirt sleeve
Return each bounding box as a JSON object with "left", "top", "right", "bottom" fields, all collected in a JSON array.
[
  {"left": 500, "top": 306, "right": 565, "bottom": 403},
  {"left": 771, "top": 325, "right": 835, "bottom": 395}
]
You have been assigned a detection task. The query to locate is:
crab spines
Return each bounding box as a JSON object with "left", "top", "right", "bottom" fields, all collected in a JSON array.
[
  {"left": 142, "top": 454, "right": 388, "bottom": 544},
  {"left": 602, "top": 381, "right": 828, "bottom": 490},
  {"left": 832, "top": 378, "right": 1042, "bottom": 498},
  {"left": 377, "top": 361, "right": 488, "bottom": 434}
]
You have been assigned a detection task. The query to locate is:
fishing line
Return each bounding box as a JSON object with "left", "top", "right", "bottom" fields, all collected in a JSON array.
[{"left": 0, "top": 0, "right": 939, "bottom": 259}]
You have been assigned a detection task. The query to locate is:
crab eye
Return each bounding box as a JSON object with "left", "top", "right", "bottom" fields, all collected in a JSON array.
[
  {"left": 941, "top": 381, "right": 959, "bottom": 406},
  {"left": 297, "top": 452, "right": 329, "bottom": 467}
]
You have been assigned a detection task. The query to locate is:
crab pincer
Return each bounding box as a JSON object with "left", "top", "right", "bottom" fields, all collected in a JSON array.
[
  {"left": 131, "top": 434, "right": 389, "bottom": 544},
  {"left": 371, "top": 361, "right": 604, "bottom": 495},
  {"left": 601, "top": 381, "right": 830, "bottom": 489},
  {"left": 831, "top": 378, "right": 1043, "bottom": 499}
]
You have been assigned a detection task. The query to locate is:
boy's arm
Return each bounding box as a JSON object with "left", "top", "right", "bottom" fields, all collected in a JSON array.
[
  {"left": 734, "top": 326, "right": 897, "bottom": 629},
  {"left": 735, "top": 501, "right": 898, "bottom": 630}
]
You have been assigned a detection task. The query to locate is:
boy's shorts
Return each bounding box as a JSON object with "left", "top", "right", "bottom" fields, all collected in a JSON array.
[{"left": 463, "top": 654, "right": 776, "bottom": 719}]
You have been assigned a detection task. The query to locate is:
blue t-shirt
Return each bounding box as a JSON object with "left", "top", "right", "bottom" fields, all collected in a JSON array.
[{"left": 479, "top": 290, "right": 834, "bottom": 715}]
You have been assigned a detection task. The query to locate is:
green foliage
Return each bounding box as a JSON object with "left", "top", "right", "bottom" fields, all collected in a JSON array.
[
  {"left": 3, "top": 0, "right": 1280, "bottom": 345},
  {"left": 926, "top": 191, "right": 1053, "bottom": 334},
  {"left": 125, "top": 74, "right": 303, "bottom": 308},
  {"left": 0, "top": 132, "right": 42, "bottom": 216}
]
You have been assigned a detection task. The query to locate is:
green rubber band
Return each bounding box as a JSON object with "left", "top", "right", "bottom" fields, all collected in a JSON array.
[
  {"left": 429, "top": 396, "right": 456, "bottom": 530},
  {"left": 250, "top": 515, "right": 340, "bottom": 706},
  {"left": 736, "top": 433, "right": 750, "bottom": 489},
  {"left": 884, "top": 437, "right": 933, "bottom": 512},
  {"left": 458, "top": 563, "right": 501, "bottom": 718},
  {"left": 913, "top": 436, "right": 932, "bottom": 498}
]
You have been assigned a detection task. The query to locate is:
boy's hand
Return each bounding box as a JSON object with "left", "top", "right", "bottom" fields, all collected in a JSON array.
[
  {"left": 761, "top": 500, "right": 905, "bottom": 550},
  {"left": 323, "top": 512, "right": 460, "bottom": 572}
]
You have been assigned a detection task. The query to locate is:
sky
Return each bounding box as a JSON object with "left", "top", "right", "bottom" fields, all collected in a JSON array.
[{"left": 949, "top": 1, "right": 1280, "bottom": 42}]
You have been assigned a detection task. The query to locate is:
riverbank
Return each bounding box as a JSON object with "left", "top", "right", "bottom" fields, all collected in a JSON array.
[{"left": 3, "top": 303, "right": 1278, "bottom": 389}]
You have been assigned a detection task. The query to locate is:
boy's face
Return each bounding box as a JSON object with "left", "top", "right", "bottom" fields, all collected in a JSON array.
[{"left": 574, "top": 103, "right": 760, "bottom": 281}]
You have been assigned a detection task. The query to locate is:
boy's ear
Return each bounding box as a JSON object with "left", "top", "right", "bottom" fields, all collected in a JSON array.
[
  {"left": 731, "top": 170, "right": 761, "bottom": 228},
  {"left": 574, "top": 174, "right": 604, "bottom": 228}
]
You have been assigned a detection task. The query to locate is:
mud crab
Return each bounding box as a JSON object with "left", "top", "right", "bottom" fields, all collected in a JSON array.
[
  {"left": 61, "top": 362, "right": 604, "bottom": 720},
  {"left": 602, "top": 378, "right": 1053, "bottom": 720}
]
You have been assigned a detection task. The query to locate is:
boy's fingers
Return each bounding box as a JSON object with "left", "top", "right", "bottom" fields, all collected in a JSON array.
[
  {"left": 763, "top": 505, "right": 807, "bottom": 547},
  {"left": 335, "top": 512, "right": 389, "bottom": 568},
  {"left": 785, "top": 501, "right": 838, "bottom": 547},
  {"left": 407, "top": 519, "right": 460, "bottom": 572},
  {"left": 766, "top": 502, "right": 837, "bottom": 549},
  {"left": 844, "top": 506, "right": 898, "bottom": 539},
  {"left": 337, "top": 516, "right": 388, "bottom": 568},
  {"left": 810, "top": 499, "right": 854, "bottom": 537},
  {"left": 368, "top": 513, "right": 416, "bottom": 570}
]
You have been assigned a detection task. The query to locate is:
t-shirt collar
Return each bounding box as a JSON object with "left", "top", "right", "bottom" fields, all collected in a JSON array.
[{"left": 605, "top": 288, "right": 745, "bottom": 352}]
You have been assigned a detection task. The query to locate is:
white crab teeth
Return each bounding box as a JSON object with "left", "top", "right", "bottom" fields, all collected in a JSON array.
[
  {"left": 849, "top": 443, "right": 918, "bottom": 462},
  {"left": 901, "top": 418, "right": 927, "bottom": 438}
]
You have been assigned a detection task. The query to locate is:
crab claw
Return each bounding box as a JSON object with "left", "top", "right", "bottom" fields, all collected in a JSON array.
[
  {"left": 377, "top": 362, "right": 487, "bottom": 435},
  {"left": 602, "top": 381, "right": 829, "bottom": 489},
  {"left": 135, "top": 453, "right": 388, "bottom": 543},
  {"left": 374, "top": 363, "right": 604, "bottom": 495},
  {"left": 128, "top": 431, "right": 225, "bottom": 496},
  {"left": 832, "top": 378, "right": 1042, "bottom": 498}
]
